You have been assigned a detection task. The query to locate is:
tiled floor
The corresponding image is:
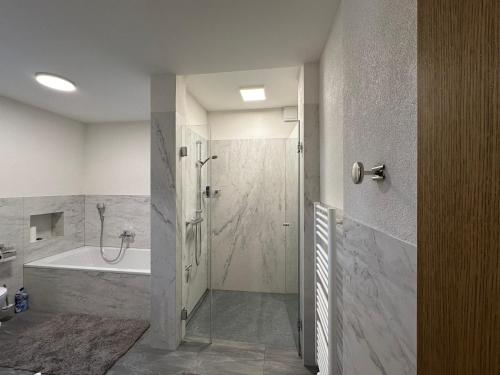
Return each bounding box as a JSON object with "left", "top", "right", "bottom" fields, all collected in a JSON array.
[
  {"left": 0, "top": 310, "right": 314, "bottom": 375},
  {"left": 186, "top": 290, "right": 300, "bottom": 348}
]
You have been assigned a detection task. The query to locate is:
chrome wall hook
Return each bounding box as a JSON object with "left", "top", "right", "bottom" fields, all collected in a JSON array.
[{"left": 352, "top": 162, "right": 385, "bottom": 184}]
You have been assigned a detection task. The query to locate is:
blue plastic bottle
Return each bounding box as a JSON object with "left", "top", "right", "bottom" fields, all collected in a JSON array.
[{"left": 14, "top": 287, "right": 29, "bottom": 313}]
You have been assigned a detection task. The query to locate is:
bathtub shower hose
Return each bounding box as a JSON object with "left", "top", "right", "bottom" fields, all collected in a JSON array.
[{"left": 99, "top": 214, "right": 127, "bottom": 264}]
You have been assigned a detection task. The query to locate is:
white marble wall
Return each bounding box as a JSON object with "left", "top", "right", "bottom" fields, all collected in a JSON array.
[
  {"left": 337, "top": 217, "right": 417, "bottom": 375},
  {"left": 0, "top": 198, "right": 24, "bottom": 300},
  {"left": 85, "top": 195, "right": 150, "bottom": 249},
  {"left": 23, "top": 195, "right": 85, "bottom": 263},
  {"left": 211, "top": 138, "right": 289, "bottom": 293}
]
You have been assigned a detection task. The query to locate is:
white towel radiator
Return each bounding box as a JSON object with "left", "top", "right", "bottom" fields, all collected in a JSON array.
[{"left": 314, "top": 202, "right": 337, "bottom": 375}]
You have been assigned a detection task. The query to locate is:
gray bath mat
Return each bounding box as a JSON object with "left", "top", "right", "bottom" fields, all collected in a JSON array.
[{"left": 0, "top": 313, "right": 149, "bottom": 375}]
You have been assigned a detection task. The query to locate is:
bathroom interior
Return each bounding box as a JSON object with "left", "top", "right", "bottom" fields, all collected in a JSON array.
[
  {"left": 0, "top": 1, "right": 496, "bottom": 374},
  {"left": 0, "top": 62, "right": 306, "bottom": 373}
]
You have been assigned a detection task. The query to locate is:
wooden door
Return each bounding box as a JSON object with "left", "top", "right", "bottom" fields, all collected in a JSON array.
[{"left": 418, "top": 0, "right": 500, "bottom": 373}]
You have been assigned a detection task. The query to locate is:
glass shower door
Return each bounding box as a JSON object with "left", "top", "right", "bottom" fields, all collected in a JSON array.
[
  {"left": 284, "top": 124, "right": 301, "bottom": 355},
  {"left": 181, "top": 124, "right": 212, "bottom": 343}
]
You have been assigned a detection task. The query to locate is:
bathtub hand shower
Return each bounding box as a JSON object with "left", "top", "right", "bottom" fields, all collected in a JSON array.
[{"left": 97, "top": 203, "right": 135, "bottom": 263}]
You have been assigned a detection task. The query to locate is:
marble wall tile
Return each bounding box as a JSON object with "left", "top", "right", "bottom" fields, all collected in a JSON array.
[
  {"left": 85, "top": 195, "right": 151, "bottom": 249},
  {"left": 23, "top": 195, "right": 84, "bottom": 263},
  {"left": 340, "top": 217, "right": 417, "bottom": 375},
  {"left": 150, "top": 107, "right": 181, "bottom": 349},
  {"left": 0, "top": 198, "right": 24, "bottom": 300},
  {"left": 24, "top": 267, "right": 150, "bottom": 319},
  {"left": 210, "top": 139, "right": 287, "bottom": 293}
]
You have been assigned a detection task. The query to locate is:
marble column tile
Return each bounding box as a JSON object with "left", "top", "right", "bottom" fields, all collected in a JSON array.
[
  {"left": 0, "top": 198, "right": 24, "bottom": 300},
  {"left": 23, "top": 195, "right": 84, "bottom": 263},
  {"left": 341, "top": 217, "right": 416, "bottom": 375},
  {"left": 84, "top": 195, "right": 151, "bottom": 249},
  {"left": 150, "top": 110, "right": 181, "bottom": 350}
]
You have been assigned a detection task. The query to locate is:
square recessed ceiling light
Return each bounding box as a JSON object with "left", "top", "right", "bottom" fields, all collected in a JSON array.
[{"left": 240, "top": 86, "right": 266, "bottom": 102}]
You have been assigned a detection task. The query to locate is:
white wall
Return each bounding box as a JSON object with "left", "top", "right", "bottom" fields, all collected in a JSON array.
[
  {"left": 186, "top": 92, "right": 208, "bottom": 126},
  {"left": 0, "top": 96, "right": 85, "bottom": 198},
  {"left": 209, "top": 108, "right": 296, "bottom": 140},
  {"left": 0, "top": 95, "right": 151, "bottom": 198},
  {"left": 319, "top": 5, "right": 343, "bottom": 210},
  {"left": 83, "top": 122, "right": 150, "bottom": 195},
  {"left": 343, "top": 0, "right": 417, "bottom": 243}
]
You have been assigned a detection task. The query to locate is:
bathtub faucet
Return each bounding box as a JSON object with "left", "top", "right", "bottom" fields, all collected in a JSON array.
[{"left": 119, "top": 230, "right": 135, "bottom": 243}]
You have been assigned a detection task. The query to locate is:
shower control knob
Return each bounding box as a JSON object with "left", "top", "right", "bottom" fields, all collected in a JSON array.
[{"left": 283, "top": 223, "right": 291, "bottom": 227}]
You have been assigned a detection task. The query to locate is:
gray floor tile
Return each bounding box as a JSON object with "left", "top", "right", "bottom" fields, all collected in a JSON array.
[
  {"left": 0, "top": 309, "right": 312, "bottom": 375},
  {"left": 186, "top": 290, "right": 299, "bottom": 348}
]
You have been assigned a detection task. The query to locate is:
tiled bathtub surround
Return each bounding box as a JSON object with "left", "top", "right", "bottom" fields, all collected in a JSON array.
[
  {"left": 24, "top": 267, "right": 150, "bottom": 319},
  {"left": 23, "top": 195, "right": 84, "bottom": 263},
  {"left": 85, "top": 195, "right": 150, "bottom": 249},
  {"left": 338, "top": 217, "right": 417, "bottom": 375},
  {"left": 0, "top": 194, "right": 150, "bottom": 303}
]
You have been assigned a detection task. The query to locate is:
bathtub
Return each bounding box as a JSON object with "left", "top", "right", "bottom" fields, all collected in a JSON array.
[{"left": 24, "top": 246, "right": 151, "bottom": 320}]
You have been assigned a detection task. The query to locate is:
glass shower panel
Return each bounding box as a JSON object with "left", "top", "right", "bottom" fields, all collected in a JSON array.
[
  {"left": 208, "top": 132, "right": 300, "bottom": 350},
  {"left": 284, "top": 123, "right": 300, "bottom": 353},
  {"left": 181, "top": 124, "right": 212, "bottom": 342}
]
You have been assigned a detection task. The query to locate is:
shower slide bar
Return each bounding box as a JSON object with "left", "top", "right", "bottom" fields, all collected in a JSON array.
[{"left": 314, "top": 202, "right": 337, "bottom": 375}]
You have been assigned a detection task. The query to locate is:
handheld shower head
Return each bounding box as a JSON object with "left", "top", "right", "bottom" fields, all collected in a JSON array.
[{"left": 96, "top": 203, "right": 105, "bottom": 220}]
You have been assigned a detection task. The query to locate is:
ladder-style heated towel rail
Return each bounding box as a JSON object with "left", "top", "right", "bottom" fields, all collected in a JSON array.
[{"left": 314, "top": 202, "right": 336, "bottom": 375}]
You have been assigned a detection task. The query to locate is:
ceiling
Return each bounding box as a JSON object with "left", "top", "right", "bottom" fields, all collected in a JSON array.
[
  {"left": 0, "top": 0, "right": 337, "bottom": 123},
  {"left": 185, "top": 67, "right": 299, "bottom": 112}
]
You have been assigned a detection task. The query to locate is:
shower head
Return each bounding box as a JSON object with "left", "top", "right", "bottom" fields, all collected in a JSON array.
[
  {"left": 199, "top": 155, "right": 218, "bottom": 167},
  {"left": 96, "top": 203, "right": 105, "bottom": 220}
]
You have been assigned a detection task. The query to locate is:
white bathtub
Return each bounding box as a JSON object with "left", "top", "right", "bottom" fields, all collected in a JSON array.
[
  {"left": 24, "top": 246, "right": 151, "bottom": 319},
  {"left": 25, "top": 246, "right": 150, "bottom": 275}
]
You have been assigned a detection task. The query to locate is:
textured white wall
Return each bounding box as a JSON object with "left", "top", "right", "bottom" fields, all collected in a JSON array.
[
  {"left": 83, "top": 122, "right": 150, "bottom": 195},
  {"left": 343, "top": 0, "right": 417, "bottom": 244},
  {"left": 0, "top": 96, "right": 85, "bottom": 198},
  {"left": 208, "top": 108, "right": 297, "bottom": 140},
  {"left": 319, "top": 4, "right": 343, "bottom": 210}
]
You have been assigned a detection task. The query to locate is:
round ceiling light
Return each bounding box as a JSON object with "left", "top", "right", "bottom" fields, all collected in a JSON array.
[{"left": 35, "top": 73, "right": 76, "bottom": 92}]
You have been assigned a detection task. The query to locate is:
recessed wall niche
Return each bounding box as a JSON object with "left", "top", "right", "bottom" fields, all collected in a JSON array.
[{"left": 29, "top": 212, "right": 64, "bottom": 242}]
